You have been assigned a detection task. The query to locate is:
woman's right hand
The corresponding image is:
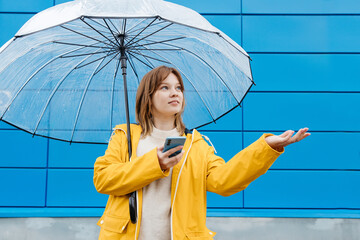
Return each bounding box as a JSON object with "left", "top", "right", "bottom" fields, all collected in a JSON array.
[{"left": 157, "top": 145, "right": 184, "bottom": 171}]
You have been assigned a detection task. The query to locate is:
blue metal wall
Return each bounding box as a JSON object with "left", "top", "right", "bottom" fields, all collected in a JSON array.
[{"left": 0, "top": 0, "right": 359, "bottom": 218}]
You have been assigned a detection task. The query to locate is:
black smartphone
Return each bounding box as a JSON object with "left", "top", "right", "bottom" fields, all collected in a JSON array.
[{"left": 163, "top": 136, "right": 186, "bottom": 157}]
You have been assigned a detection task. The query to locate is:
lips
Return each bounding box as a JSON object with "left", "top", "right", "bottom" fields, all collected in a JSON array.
[{"left": 168, "top": 100, "right": 180, "bottom": 106}]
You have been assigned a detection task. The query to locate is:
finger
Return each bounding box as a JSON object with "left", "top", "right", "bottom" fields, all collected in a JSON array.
[
  {"left": 302, "top": 127, "right": 309, "bottom": 132},
  {"left": 279, "top": 130, "right": 295, "bottom": 147},
  {"left": 283, "top": 128, "right": 308, "bottom": 137},
  {"left": 157, "top": 146, "right": 165, "bottom": 157},
  {"left": 167, "top": 151, "right": 185, "bottom": 168},
  {"left": 279, "top": 130, "right": 292, "bottom": 137},
  {"left": 282, "top": 130, "right": 294, "bottom": 141},
  {"left": 291, "top": 128, "right": 308, "bottom": 142},
  {"left": 298, "top": 129, "right": 311, "bottom": 141},
  {"left": 300, "top": 128, "right": 310, "bottom": 136},
  {"left": 301, "top": 132, "right": 311, "bottom": 140},
  {"left": 172, "top": 151, "right": 184, "bottom": 162},
  {"left": 292, "top": 128, "right": 303, "bottom": 139},
  {"left": 164, "top": 145, "right": 183, "bottom": 158}
]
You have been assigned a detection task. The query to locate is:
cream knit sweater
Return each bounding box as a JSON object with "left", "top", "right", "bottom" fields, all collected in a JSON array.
[{"left": 137, "top": 126, "right": 180, "bottom": 240}]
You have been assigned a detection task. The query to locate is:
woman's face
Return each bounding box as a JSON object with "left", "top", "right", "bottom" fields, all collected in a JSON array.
[{"left": 151, "top": 73, "right": 184, "bottom": 120}]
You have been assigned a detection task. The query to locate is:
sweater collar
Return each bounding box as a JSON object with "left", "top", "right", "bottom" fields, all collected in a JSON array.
[{"left": 150, "top": 125, "right": 180, "bottom": 139}]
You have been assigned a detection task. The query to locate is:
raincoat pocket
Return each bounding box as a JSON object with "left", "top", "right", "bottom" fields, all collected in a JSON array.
[
  {"left": 184, "top": 229, "right": 216, "bottom": 239},
  {"left": 97, "top": 214, "right": 130, "bottom": 234}
]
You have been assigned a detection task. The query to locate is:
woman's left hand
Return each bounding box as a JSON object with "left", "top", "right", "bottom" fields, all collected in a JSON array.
[{"left": 265, "top": 127, "right": 311, "bottom": 152}]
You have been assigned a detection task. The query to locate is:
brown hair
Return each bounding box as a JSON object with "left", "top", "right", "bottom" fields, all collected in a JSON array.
[{"left": 135, "top": 66, "right": 186, "bottom": 137}]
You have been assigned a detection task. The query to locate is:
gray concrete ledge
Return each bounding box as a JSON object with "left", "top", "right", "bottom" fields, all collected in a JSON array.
[{"left": 0, "top": 217, "right": 359, "bottom": 239}]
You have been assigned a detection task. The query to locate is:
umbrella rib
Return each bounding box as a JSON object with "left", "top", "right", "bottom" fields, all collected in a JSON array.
[
  {"left": 109, "top": 19, "right": 120, "bottom": 34},
  {"left": 80, "top": 18, "right": 119, "bottom": 47},
  {"left": 126, "top": 22, "right": 173, "bottom": 48},
  {"left": 110, "top": 57, "right": 121, "bottom": 134},
  {"left": 139, "top": 38, "right": 252, "bottom": 86},
  {"left": 70, "top": 54, "right": 109, "bottom": 142},
  {"left": 181, "top": 48, "right": 241, "bottom": 104},
  {"left": 126, "top": 17, "right": 158, "bottom": 46},
  {"left": 170, "top": 41, "right": 253, "bottom": 86},
  {"left": 0, "top": 37, "right": 102, "bottom": 73},
  {"left": 60, "top": 50, "right": 116, "bottom": 58},
  {"left": 87, "top": 17, "right": 110, "bottom": 31},
  {"left": 63, "top": 22, "right": 110, "bottom": 35},
  {"left": 0, "top": 40, "right": 57, "bottom": 75},
  {"left": 129, "top": 36, "right": 186, "bottom": 48},
  {"left": 126, "top": 34, "right": 184, "bottom": 37},
  {"left": 61, "top": 25, "right": 115, "bottom": 48},
  {"left": 130, "top": 48, "right": 182, "bottom": 51},
  {"left": 103, "top": 19, "right": 121, "bottom": 46},
  {"left": 0, "top": 46, "right": 88, "bottom": 120},
  {"left": 54, "top": 41, "right": 114, "bottom": 50},
  {"left": 143, "top": 48, "right": 216, "bottom": 122},
  {"left": 125, "top": 18, "right": 148, "bottom": 34},
  {"left": 142, "top": 40, "right": 242, "bottom": 103},
  {"left": 94, "top": 52, "right": 120, "bottom": 76},
  {"left": 126, "top": 53, "right": 141, "bottom": 85},
  {"left": 127, "top": 19, "right": 166, "bottom": 35},
  {"left": 129, "top": 50, "right": 155, "bottom": 68},
  {"left": 128, "top": 50, "right": 170, "bottom": 65},
  {"left": 33, "top": 49, "right": 102, "bottom": 136},
  {"left": 127, "top": 52, "right": 153, "bottom": 69},
  {"left": 76, "top": 50, "right": 118, "bottom": 69}
]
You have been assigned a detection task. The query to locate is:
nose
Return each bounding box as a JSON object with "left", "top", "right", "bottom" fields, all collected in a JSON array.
[{"left": 170, "top": 87, "right": 179, "bottom": 97}]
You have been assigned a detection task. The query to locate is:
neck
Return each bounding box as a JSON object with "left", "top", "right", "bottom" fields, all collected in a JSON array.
[{"left": 152, "top": 116, "right": 176, "bottom": 131}]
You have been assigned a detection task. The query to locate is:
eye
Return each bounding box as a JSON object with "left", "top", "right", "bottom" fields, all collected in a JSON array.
[
  {"left": 176, "top": 86, "right": 182, "bottom": 91},
  {"left": 160, "top": 85, "right": 168, "bottom": 90}
]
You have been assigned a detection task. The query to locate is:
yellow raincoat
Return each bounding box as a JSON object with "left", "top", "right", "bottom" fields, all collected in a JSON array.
[{"left": 94, "top": 124, "right": 283, "bottom": 240}]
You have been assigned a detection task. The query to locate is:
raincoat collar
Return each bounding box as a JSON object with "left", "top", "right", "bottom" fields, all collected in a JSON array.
[{"left": 113, "top": 123, "right": 204, "bottom": 144}]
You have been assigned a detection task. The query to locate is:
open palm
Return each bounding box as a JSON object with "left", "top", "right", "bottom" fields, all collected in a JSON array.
[{"left": 265, "top": 128, "right": 311, "bottom": 151}]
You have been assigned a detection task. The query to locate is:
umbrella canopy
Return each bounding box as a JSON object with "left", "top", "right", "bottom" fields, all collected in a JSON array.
[{"left": 0, "top": 0, "right": 253, "bottom": 144}]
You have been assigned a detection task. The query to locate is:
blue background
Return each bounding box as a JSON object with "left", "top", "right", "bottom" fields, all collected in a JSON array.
[{"left": 0, "top": 0, "right": 359, "bottom": 218}]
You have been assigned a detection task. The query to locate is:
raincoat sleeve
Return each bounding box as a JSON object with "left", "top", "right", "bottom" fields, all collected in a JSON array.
[
  {"left": 206, "top": 133, "right": 283, "bottom": 196},
  {"left": 93, "top": 129, "right": 169, "bottom": 196}
]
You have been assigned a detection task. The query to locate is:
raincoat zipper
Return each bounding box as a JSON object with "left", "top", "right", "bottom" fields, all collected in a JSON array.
[{"left": 170, "top": 130, "right": 195, "bottom": 240}]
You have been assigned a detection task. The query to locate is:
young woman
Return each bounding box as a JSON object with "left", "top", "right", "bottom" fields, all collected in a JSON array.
[{"left": 93, "top": 65, "right": 310, "bottom": 240}]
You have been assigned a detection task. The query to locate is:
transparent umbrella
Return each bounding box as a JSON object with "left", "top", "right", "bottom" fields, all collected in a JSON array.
[{"left": 0, "top": 0, "right": 253, "bottom": 145}]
